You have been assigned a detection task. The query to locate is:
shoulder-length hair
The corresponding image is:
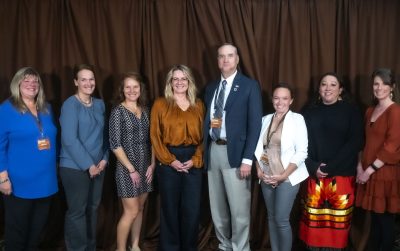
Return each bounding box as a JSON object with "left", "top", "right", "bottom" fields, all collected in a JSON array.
[
  {"left": 164, "top": 64, "right": 197, "bottom": 106},
  {"left": 9, "top": 67, "right": 48, "bottom": 113},
  {"left": 371, "top": 68, "right": 398, "bottom": 104},
  {"left": 116, "top": 72, "right": 148, "bottom": 107}
]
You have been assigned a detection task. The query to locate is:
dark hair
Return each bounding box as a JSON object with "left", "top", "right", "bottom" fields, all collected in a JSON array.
[
  {"left": 116, "top": 72, "right": 148, "bottom": 107},
  {"left": 372, "top": 68, "right": 395, "bottom": 86},
  {"left": 312, "top": 72, "right": 351, "bottom": 104},
  {"left": 371, "top": 68, "right": 398, "bottom": 104},
  {"left": 73, "top": 64, "right": 95, "bottom": 80},
  {"left": 272, "top": 82, "right": 294, "bottom": 99}
]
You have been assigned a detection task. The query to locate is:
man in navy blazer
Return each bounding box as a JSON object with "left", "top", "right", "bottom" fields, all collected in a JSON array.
[{"left": 204, "top": 43, "right": 262, "bottom": 251}]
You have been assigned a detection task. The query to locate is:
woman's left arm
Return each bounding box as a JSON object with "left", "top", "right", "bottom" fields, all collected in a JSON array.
[
  {"left": 376, "top": 105, "right": 400, "bottom": 164},
  {"left": 289, "top": 114, "right": 308, "bottom": 167},
  {"left": 190, "top": 101, "right": 205, "bottom": 168}
]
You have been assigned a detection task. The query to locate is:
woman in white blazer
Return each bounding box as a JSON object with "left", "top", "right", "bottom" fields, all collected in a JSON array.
[{"left": 254, "top": 83, "right": 308, "bottom": 251}]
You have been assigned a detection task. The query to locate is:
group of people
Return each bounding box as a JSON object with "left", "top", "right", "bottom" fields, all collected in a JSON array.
[{"left": 0, "top": 43, "right": 398, "bottom": 251}]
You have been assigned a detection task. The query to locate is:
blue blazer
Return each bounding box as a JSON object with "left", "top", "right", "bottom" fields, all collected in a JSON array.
[{"left": 203, "top": 72, "right": 262, "bottom": 168}]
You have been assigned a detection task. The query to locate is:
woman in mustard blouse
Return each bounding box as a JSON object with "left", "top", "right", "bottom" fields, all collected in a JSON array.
[{"left": 150, "top": 64, "right": 205, "bottom": 251}]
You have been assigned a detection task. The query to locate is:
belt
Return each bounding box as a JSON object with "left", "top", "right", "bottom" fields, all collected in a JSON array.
[{"left": 215, "top": 139, "right": 228, "bottom": 145}]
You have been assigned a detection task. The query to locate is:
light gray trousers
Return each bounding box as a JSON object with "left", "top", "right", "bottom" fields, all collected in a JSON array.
[{"left": 261, "top": 181, "right": 299, "bottom": 251}]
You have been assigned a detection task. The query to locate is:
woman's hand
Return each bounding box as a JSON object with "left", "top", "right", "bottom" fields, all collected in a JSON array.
[
  {"left": 89, "top": 164, "right": 100, "bottom": 178},
  {"left": 170, "top": 160, "right": 187, "bottom": 173},
  {"left": 270, "top": 173, "right": 288, "bottom": 184},
  {"left": 129, "top": 171, "right": 141, "bottom": 188},
  {"left": 145, "top": 163, "right": 155, "bottom": 184},
  {"left": 316, "top": 163, "right": 328, "bottom": 179},
  {"left": 357, "top": 166, "right": 374, "bottom": 184},
  {"left": 356, "top": 161, "right": 364, "bottom": 184},
  {"left": 182, "top": 159, "right": 193, "bottom": 172},
  {"left": 96, "top": 160, "right": 107, "bottom": 174}
]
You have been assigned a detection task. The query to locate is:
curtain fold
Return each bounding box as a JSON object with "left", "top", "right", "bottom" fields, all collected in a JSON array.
[{"left": 0, "top": 0, "right": 399, "bottom": 250}]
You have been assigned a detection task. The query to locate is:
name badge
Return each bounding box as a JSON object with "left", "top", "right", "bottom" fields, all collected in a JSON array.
[
  {"left": 211, "top": 118, "right": 222, "bottom": 128},
  {"left": 37, "top": 138, "right": 51, "bottom": 150}
]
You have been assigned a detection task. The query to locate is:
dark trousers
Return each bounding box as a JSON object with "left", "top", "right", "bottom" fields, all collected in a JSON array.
[
  {"left": 60, "top": 167, "right": 105, "bottom": 251},
  {"left": 3, "top": 194, "right": 51, "bottom": 251},
  {"left": 157, "top": 146, "right": 203, "bottom": 251},
  {"left": 370, "top": 212, "right": 396, "bottom": 251}
]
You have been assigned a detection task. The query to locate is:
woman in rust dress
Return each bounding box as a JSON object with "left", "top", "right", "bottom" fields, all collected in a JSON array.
[{"left": 355, "top": 68, "right": 400, "bottom": 251}]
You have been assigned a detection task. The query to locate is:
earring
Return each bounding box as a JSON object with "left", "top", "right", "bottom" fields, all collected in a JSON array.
[
  {"left": 338, "top": 95, "right": 342, "bottom": 101},
  {"left": 390, "top": 91, "right": 393, "bottom": 100}
]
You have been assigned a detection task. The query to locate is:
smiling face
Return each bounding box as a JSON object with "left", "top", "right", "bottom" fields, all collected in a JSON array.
[
  {"left": 171, "top": 70, "right": 189, "bottom": 95},
  {"left": 217, "top": 44, "right": 240, "bottom": 78},
  {"left": 123, "top": 77, "right": 141, "bottom": 103},
  {"left": 19, "top": 75, "right": 40, "bottom": 101},
  {"left": 319, "top": 75, "right": 342, "bottom": 105},
  {"left": 272, "top": 87, "right": 293, "bottom": 115},
  {"left": 373, "top": 76, "right": 393, "bottom": 102},
  {"left": 74, "top": 69, "right": 95, "bottom": 96}
]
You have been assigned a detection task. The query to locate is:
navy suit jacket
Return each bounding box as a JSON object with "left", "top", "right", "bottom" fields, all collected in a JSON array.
[{"left": 203, "top": 72, "right": 262, "bottom": 168}]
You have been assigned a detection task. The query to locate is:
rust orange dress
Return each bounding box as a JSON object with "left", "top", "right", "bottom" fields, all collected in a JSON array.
[{"left": 355, "top": 103, "right": 400, "bottom": 213}]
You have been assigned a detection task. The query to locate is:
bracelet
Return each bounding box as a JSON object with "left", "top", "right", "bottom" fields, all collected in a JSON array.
[
  {"left": 129, "top": 169, "right": 136, "bottom": 174},
  {"left": 0, "top": 178, "right": 9, "bottom": 184},
  {"left": 370, "top": 163, "right": 379, "bottom": 171}
]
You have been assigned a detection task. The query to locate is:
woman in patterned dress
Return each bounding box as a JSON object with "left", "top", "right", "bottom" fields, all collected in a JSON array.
[
  {"left": 355, "top": 68, "right": 400, "bottom": 250},
  {"left": 109, "top": 72, "right": 155, "bottom": 251}
]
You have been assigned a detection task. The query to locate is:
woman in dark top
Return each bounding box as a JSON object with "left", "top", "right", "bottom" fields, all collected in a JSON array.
[
  {"left": 299, "top": 72, "right": 364, "bottom": 250},
  {"left": 109, "top": 72, "right": 155, "bottom": 251}
]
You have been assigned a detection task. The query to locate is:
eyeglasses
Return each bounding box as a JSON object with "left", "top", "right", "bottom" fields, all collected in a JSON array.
[{"left": 172, "top": 77, "right": 188, "bottom": 82}]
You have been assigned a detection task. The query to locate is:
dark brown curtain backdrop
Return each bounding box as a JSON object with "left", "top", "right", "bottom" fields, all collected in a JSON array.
[{"left": 1, "top": 0, "right": 399, "bottom": 250}]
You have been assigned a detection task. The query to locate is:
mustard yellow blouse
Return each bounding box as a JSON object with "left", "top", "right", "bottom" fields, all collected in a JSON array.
[{"left": 150, "top": 97, "right": 205, "bottom": 168}]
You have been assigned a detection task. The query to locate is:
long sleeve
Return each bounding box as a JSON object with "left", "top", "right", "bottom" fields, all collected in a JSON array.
[
  {"left": 191, "top": 101, "right": 205, "bottom": 167},
  {"left": 242, "top": 80, "right": 263, "bottom": 161},
  {"left": 0, "top": 104, "right": 9, "bottom": 172},
  {"left": 320, "top": 105, "right": 364, "bottom": 175},
  {"left": 150, "top": 99, "right": 177, "bottom": 165},
  {"left": 60, "top": 97, "right": 107, "bottom": 170},
  {"left": 150, "top": 98, "right": 204, "bottom": 167},
  {"left": 60, "top": 99, "right": 94, "bottom": 170},
  {"left": 288, "top": 114, "right": 308, "bottom": 167},
  {"left": 376, "top": 105, "right": 400, "bottom": 164}
]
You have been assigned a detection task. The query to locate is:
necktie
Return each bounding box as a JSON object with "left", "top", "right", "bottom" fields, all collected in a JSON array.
[{"left": 211, "top": 80, "right": 227, "bottom": 140}]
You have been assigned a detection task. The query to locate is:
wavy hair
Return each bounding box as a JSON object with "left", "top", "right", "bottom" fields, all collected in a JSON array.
[
  {"left": 9, "top": 67, "right": 48, "bottom": 113},
  {"left": 164, "top": 64, "right": 197, "bottom": 106}
]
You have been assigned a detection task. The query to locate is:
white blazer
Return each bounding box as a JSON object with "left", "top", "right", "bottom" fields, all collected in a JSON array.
[{"left": 254, "top": 110, "right": 309, "bottom": 186}]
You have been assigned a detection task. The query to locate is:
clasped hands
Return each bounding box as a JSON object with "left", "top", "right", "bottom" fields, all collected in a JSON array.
[
  {"left": 170, "top": 159, "right": 193, "bottom": 173},
  {"left": 257, "top": 169, "right": 287, "bottom": 188},
  {"left": 88, "top": 160, "right": 107, "bottom": 178}
]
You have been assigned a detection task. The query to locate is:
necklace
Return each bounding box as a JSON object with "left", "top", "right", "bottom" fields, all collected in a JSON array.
[
  {"left": 76, "top": 94, "right": 92, "bottom": 106},
  {"left": 123, "top": 102, "right": 141, "bottom": 116}
]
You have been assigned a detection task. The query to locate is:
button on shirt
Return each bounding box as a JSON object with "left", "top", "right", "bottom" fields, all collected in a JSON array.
[{"left": 209, "top": 71, "right": 236, "bottom": 140}]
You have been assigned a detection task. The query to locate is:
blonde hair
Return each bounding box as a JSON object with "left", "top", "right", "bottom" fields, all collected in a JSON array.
[
  {"left": 164, "top": 64, "right": 197, "bottom": 106},
  {"left": 9, "top": 67, "right": 48, "bottom": 113}
]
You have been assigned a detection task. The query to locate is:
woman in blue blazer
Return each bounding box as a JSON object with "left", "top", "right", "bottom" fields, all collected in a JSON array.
[{"left": 254, "top": 83, "right": 308, "bottom": 251}]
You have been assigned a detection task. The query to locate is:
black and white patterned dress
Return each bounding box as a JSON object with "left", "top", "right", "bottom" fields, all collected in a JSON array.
[{"left": 109, "top": 104, "right": 153, "bottom": 197}]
